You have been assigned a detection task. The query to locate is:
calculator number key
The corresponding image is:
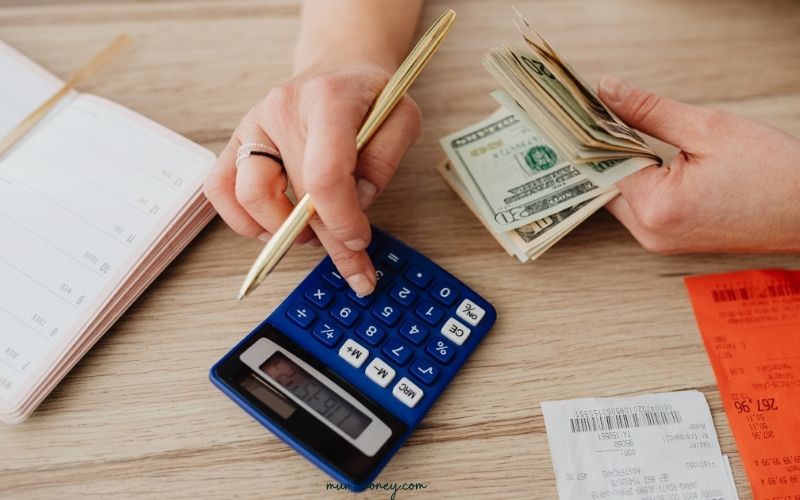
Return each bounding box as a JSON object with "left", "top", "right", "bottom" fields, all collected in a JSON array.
[
  {"left": 339, "top": 338, "right": 369, "bottom": 368},
  {"left": 287, "top": 302, "right": 316, "bottom": 328},
  {"left": 390, "top": 283, "right": 417, "bottom": 307},
  {"left": 372, "top": 300, "right": 401, "bottom": 327},
  {"left": 332, "top": 303, "right": 359, "bottom": 327},
  {"left": 392, "top": 377, "right": 423, "bottom": 408},
  {"left": 365, "top": 357, "right": 396, "bottom": 388},
  {"left": 382, "top": 338, "right": 412, "bottom": 366},
  {"left": 410, "top": 357, "right": 440, "bottom": 385},
  {"left": 431, "top": 282, "right": 458, "bottom": 306},
  {"left": 398, "top": 319, "right": 428, "bottom": 345},
  {"left": 440, "top": 317, "right": 471, "bottom": 346},
  {"left": 355, "top": 322, "right": 386, "bottom": 346},
  {"left": 415, "top": 301, "right": 443, "bottom": 325},
  {"left": 456, "top": 298, "right": 485, "bottom": 326}
]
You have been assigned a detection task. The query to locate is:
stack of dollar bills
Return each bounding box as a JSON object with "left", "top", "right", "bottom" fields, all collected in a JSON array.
[{"left": 438, "top": 12, "right": 660, "bottom": 262}]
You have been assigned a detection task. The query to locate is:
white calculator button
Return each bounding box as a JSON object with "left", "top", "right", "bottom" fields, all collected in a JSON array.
[
  {"left": 365, "top": 357, "right": 396, "bottom": 388},
  {"left": 392, "top": 377, "right": 423, "bottom": 408},
  {"left": 339, "top": 338, "right": 369, "bottom": 368},
  {"left": 440, "top": 317, "right": 471, "bottom": 345},
  {"left": 456, "top": 298, "right": 485, "bottom": 326}
]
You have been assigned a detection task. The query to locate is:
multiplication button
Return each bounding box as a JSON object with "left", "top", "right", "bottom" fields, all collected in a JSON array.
[
  {"left": 339, "top": 338, "right": 369, "bottom": 368},
  {"left": 392, "top": 377, "right": 423, "bottom": 408}
]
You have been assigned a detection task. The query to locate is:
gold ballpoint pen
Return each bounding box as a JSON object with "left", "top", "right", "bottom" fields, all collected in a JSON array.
[{"left": 238, "top": 9, "right": 456, "bottom": 300}]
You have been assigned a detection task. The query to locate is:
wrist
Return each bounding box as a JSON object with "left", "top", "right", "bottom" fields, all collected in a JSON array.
[{"left": 293, "top": 41, "right": 399, "bottom": 77}]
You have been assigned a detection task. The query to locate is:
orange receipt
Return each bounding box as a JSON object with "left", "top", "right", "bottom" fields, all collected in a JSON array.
[{"left": 685, "top": 269, "right": 800, "bottom": 499}]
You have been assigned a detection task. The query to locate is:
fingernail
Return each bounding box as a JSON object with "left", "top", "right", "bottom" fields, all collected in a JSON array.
[
  {"left": 257, "top": 232, "right": 271, "bottom": 242},
  {"left": 344, "top": 238, "right": 368, "bottom": 251},
  {"left": 305, "top": 237, "right": 321, "bottom": 247},
  {"left": 599, "top": 76, "right": 630, "bottom": 103},
  {"left": 347, "top": 273, "right": 375, "bottom": 297},
  {"left": 356, "top": 178, "right": 378, "bottom": 210}
]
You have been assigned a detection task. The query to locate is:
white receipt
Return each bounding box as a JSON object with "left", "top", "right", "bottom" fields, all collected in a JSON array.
[{"left": 541, "top": 390, "right": 739, "bottom": 500}]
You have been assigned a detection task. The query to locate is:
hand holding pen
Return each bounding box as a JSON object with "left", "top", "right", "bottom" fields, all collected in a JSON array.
[{"left": 204, "top": 0, "right": 429, "bottom": 297}]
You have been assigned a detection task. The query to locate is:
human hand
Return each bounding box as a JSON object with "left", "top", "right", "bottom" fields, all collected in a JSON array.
[
  {"left": 203, "top": 65, "right": 421, "bottom": 296},
  {"left": 598, "top": 76, "right": 800, "bottom": 253}
]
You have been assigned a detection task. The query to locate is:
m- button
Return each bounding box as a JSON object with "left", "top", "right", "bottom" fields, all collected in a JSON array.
[{"left": 392, "top": 377, "right": 423, "bottom": 408}]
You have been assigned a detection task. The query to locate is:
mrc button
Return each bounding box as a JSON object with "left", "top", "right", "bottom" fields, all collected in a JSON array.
[{"left": 392, "top": 377, "right": 423, "bottom": 408}]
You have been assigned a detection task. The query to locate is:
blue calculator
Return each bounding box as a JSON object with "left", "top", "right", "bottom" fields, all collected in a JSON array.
[{"left": 210, "top": 227, "right": 496, "bottom": 491}]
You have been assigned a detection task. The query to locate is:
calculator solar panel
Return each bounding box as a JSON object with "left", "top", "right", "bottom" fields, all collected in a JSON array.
[{"left": 211, "top": 227, "right": 496, "bottom": 490}]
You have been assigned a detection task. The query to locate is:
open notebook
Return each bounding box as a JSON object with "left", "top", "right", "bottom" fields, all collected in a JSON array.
[{"left": 0, "top": 42, "right": 216, "bottom": 424}]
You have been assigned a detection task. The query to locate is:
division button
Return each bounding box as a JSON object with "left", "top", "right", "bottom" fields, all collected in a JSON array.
[
  {"left": 287, "top": 302, "right": 316, "bottom": 328},
  {"left": 365, "top": 357, "right": 396, "bottom": 388},
  {"left": 339, "top": 338, "right": 369, "bottom": 369},
  {"left": 392, "top": 377, "right": 424, "bottom": 408}
]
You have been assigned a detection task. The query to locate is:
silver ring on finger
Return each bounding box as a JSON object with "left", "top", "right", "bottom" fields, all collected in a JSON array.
[{"left": 235, "top": 142, "right": 283, "bottom": 168}]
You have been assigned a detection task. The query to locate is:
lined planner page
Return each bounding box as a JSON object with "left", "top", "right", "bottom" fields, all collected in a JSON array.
[{"left": 0, "top": 45, "right": 214, "bottom": 406}]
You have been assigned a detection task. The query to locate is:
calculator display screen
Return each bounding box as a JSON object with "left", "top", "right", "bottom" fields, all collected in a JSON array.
[{"left": 261, "top": 352, "right": 372, "bottom": 439}]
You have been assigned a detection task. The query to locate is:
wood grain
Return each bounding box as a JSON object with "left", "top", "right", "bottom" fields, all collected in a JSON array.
[{"left": 1, "top": 0, "right": 799, "bottom": 498}]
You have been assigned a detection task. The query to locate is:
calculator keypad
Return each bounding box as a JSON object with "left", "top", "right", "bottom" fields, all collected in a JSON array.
[{"left": 285, "top": 239, "right": 490, "bottom": 411}]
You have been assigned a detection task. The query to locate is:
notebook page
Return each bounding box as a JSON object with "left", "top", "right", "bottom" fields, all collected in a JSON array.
[
  {"left": 0, "top": 41, "right": 71, "bottom": 137},
  {"left": 0, "top": 76, "right": 214, "bottom": 411}
]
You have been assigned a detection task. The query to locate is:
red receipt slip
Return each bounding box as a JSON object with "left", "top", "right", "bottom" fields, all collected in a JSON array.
[{"left": 685, "top": 269, "right": 800, "bottom": 499}]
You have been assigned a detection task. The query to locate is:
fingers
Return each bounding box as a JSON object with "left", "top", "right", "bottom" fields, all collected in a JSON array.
[
  {"left": 354, "top": 95, "right": 422, "bottom": 209},
  {"left": 597, "top": 76, "right": 714, "bottom": 152},
  {"left": 233, "top": 116, "right": 314, "bottom": 243},
  {"left": 309, "top": 217, "right": 377, "bottom": 296},
  {"left": 302, "top": 98, "right": 372, "bottom": 251},
  {"left": 203, "top": 135, "right": 267, "bottom": 240}
]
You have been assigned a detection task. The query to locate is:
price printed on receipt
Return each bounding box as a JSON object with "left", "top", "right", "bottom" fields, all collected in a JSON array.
[
  {"left": 685, "top": 269, "right": 800, "bottom": 499},
  {"left": 210, "top": 227, "right": 496, "bottom": 490}
]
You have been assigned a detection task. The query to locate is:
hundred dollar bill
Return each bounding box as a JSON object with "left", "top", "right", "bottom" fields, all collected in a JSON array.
[
  {"left": 440, "top": 107, "right": 623, "bottom": 232},
  {"left": 434, "top": 157, "right": 618, "bottom": 263}
]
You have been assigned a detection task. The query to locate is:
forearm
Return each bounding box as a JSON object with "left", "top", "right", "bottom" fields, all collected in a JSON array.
[{"left": 294, "top": 0, "right": 424, "bottom": 74}]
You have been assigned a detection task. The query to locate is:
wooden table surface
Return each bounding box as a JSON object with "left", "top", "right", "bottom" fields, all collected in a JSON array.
[{"left": 1, "top": 0, "right": 799, "bottom": 498}]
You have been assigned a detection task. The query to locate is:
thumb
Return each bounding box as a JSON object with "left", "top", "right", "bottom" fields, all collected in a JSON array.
[{"left": 598, "top": 76, "right": 711, "bottom": 152}]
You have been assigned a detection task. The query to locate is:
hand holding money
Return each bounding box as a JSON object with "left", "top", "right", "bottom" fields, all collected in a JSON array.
[
  {"left": 598, "top": 76, "right": 800, "bottom": 253},
  {"left": 438, "top": 11, "right": 800, "bottom": 261},
  {"left": 439, "top": 11, "right": 659, "bottom": 262}
]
